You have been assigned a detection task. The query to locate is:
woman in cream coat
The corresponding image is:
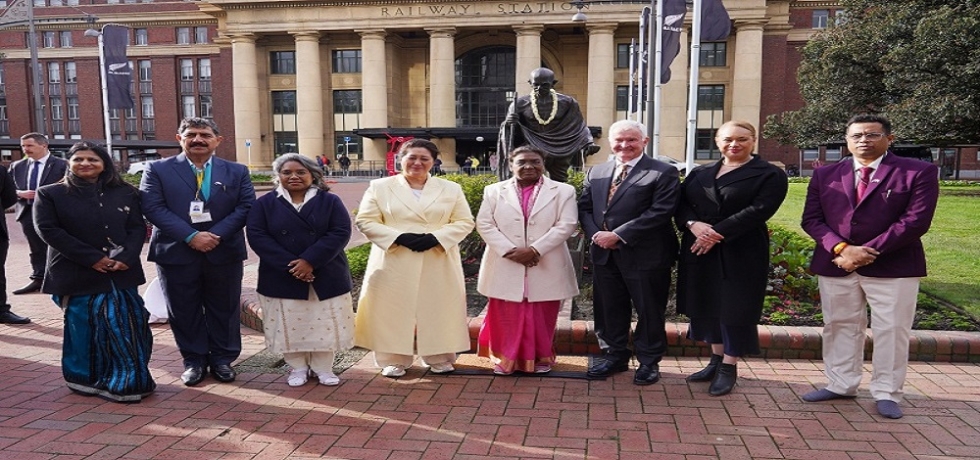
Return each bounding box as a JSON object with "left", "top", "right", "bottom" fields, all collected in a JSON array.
[
  {"left": 476, "top": 146, "right": 579, "bottom": 374},
  {"left": 354, "top": 139, "right": 475, "bottom": 378}
]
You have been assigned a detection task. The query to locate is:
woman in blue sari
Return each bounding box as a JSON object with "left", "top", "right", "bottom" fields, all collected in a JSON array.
[{"left": 34, "top": 142, "right": 155, "bottom": 402}]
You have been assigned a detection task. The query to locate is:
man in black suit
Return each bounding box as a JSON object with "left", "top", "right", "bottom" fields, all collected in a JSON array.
[
  {"left": 578, "top": 120, "right": 680, "bottom": 385},
  {"left": 140, "top": 118, "right": 255, "bottom": 386},
  {"left": 0, "top": 167, "right": 30, "bottom": 324},
  {"left": 9, "top": 133, "right": 68, "bottom": 294}
]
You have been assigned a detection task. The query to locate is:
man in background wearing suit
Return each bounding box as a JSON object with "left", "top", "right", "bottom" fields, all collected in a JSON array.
[
  {"left": 578, "top": 120, "right": 680, "bottom": 385},
  {"left": 9, "top": 133, "right": 68, "bottom": 294},
  {"left": 0, "top": 167, "right": 30, "bottom": 324},
  {"left": 140, "top": 117, "right": 255, "bottom": 386},
  {"left": 800, "top": 114, "right": 939, "bottom": 419}
]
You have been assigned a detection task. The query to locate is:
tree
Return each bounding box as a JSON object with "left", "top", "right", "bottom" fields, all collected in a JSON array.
[{"left": 764, "top": 0, "right": 980, "bottom": 147}]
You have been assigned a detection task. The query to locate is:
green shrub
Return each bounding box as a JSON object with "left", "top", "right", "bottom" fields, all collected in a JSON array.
[
  {"left": 565, "top": 169, "right": 585, "bottom": 196},
  {"left": 346, "top": 243, "right": 371, "bottom": 278},
  {"left": 123, "top": 173, "right": 141, "bottom": 186}
]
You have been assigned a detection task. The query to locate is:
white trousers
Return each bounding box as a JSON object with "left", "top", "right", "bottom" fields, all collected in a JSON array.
[
  {"left": 818, "top": 274, "right": 919, "bottom": 402},
  {"left": 284, "top": 351, "right": 336, "bottom": 375},
  {"left": 373, "top": 351, "right": 457, "bottom": 368}
]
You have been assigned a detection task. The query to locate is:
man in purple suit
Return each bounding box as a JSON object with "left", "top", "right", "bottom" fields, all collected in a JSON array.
[{"left": 800, "top": 114, "right": 939, "bottom": 419}]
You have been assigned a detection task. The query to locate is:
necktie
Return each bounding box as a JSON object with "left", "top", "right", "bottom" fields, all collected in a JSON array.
[
  {"left": 28, "top": 160, "right": 41, "bottom": 191},
  {"left": 856, "top": 166, "right": 874, "bottom": 203},
  {"left": 607, "top": 164, "right": 629, "bottom": 204}
]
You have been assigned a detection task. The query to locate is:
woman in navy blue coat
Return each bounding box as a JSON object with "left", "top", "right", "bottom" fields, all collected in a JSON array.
[
  {"left": 34, "top": 142, "right": 154, "bottom": 402},
  {"left": 246, "top": 153, "right": 353, "bottom": 387}
]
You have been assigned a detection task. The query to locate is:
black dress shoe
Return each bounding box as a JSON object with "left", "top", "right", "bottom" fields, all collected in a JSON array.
[
  {"left": 181, "top": 366, "right": 206, "bottom": 386},
  {"left": 12, "top": 280, "right": 42, "bottom": 295},
  {"left": 0, "top": 307, "right": 30, "bottom": 325},
  {"left": 587, "top": 356, "right": 629, "bottom": 377},
  {"left": 210, "top": 364, "right": 237, "bottom": 383},
  {"left": 633, "top": 363, "right": 661, "bottom": 386},
  {"left": 687, "top": 354, "right": 722, "bottom": 382},
  {"left": 709, "top": 363, "right": 737, "bottom": 396}
]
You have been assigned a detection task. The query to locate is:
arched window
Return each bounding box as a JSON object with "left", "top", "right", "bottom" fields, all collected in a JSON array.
[{"left": 455, "top": 46, "right": 515, "bottom": 128}]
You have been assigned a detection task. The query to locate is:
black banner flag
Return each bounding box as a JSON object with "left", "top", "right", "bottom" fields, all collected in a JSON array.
[
  {"left": 659, "top": 0, "right": 687, "bottom": 83},
  {"left": 102, "top": 25, "right": 134, "bottom": 110},
  {"left": 700, "top": 0, "right": 732, "bottom": 42}
]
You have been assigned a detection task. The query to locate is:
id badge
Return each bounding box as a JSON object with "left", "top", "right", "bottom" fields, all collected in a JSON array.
[{"left": 189, "top": 201, "right": 213, "bottom": 223}]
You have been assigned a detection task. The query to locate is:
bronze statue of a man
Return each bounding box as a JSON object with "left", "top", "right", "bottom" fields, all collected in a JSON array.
[{"left": 498, "top": 68, "right": 599, "bottom": 182}]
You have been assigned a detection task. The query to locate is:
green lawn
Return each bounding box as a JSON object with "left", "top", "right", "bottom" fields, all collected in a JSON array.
[{"left": 771, "top": 183, "right": 980, "bottom": 316}]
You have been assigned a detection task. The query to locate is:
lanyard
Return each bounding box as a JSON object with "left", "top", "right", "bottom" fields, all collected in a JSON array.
[{"left": 195, "top": 167, "right": 204, "bottom": 201}]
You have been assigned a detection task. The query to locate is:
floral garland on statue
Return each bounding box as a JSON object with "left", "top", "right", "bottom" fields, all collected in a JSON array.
[{"left": 530, "top": 89, "right": 559, "bottom": 125}]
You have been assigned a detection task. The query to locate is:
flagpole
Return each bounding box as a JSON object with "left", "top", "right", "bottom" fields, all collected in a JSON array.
[
  {"left": 627, "top": 39, "right": 637, "bottom": 119},
  {"left": 95, "top": 25, "right": 112, "bottom": 153},
  {"left": 650, "top": 0, "right": 663, "bottom": 158},
  {"left": 684, "top": 0, "right": 703, "bottom": 172},
  {"left": 27, "top": 0, "right": 45, "bottom": 134}
]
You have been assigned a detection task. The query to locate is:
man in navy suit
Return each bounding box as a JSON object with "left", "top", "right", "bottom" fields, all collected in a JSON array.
[
  {"left": 800, "top": 114, "right": 940, "bottom": 419},
  {"left": 578, "top": 120, "right": 680, "bottom": 385},
  {"left": 9, "top": 133, "right": 68, "bottom": 294},
  {"left": 140, "top": 118, "right": 255, "bottom": 386}
]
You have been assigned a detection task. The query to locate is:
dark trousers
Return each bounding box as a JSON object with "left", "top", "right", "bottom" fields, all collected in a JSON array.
[
  {"left": 0, "top": 238, "right": 8, "bottom": 306},
  {"left": 18, "top": 206, "right": 47, "bottom": 280},
  {"left": 592, "top": 251, "right": 670, "bottom": 366},
  {"left": 157, "top": 258, "right": 244, "bottom": 368}
]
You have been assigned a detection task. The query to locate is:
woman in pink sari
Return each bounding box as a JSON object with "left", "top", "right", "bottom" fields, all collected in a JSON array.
[{"left": 476, "top": 146, "right": 579, "bottom": 374}]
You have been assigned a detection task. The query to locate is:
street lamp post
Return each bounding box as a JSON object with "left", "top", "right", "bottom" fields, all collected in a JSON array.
[
  {"left": 27, "top": 0, "right": 44, "bottom": 133},
  {"left": 84, "top": 26, "right": 112, "bottom": 153}
]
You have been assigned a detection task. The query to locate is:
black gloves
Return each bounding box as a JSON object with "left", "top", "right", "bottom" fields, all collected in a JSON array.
[
  {"left": 395, "top": 233, "right": 440, "bottom": 252},
  {"left": 415, "top": 234, "right": 440, "bottom": 251},
  {"left": 394, "top": 233, "right": 422, "bottom": 248}
]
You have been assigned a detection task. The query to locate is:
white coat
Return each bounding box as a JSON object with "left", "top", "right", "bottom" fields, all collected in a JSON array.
[
  {"left": 476, "top": 177, "right": 579, "bottom": 302},
  {"left": 353, "top": 174, "right": 475, "bottom": 356}
]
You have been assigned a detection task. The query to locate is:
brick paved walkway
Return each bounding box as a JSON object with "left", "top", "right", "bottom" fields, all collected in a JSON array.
[{"left": 2, "top": 184, "right": 980, "bottom": 459}]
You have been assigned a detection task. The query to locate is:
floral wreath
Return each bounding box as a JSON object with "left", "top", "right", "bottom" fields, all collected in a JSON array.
[{"left": 530, "top": 89, "right": 559, "bottom": 125}]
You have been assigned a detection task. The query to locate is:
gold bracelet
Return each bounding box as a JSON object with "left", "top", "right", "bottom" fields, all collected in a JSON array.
[{"left": 833, "top": 241, "right": 848, "bottom": 256}]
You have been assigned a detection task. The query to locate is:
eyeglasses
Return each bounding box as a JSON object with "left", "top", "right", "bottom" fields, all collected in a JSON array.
[{"left": 847, "top": 132, "right": 886, "bottom": 141}]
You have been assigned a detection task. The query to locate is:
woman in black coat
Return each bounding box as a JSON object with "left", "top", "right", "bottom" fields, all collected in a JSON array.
[
  {"left": 34, "top": 141, "right": 154, "bottom": 402},
  {"left": 246, "top": 153, "right": 353, "bottom": 387},
  {"left": 675, "top": 120, "right": 788, "bottom": 396}
]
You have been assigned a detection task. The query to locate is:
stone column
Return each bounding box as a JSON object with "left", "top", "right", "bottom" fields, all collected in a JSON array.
[
  {"left": 427, "top": 27, "right": 457, "bottom": 162},
  {"left": 513, "top": 25, "right": 543, "bottom": 93},
  {"left": 292, "top": 31, "right": 324, "bottom": 160},
  {"left": 731, "top": 21, "right": 766, "bottom": 127},
  {"left": 358, "top": 29, "right": 388, "bottom": 163},
  {"left": 230, "top": 33, "right": 262, "bottom": 167},
  {"left": 585, "top": 23, "right": 616, "bottom": 166}
]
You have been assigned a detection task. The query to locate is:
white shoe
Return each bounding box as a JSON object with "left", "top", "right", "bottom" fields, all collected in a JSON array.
[
  {"left": 429, "top": 362, "right": 455, "bottom": 374},
  {"left": 317, "top": 371, "right": 340, "bottom": 386},
  {"left": 286, "top": 368, "right": 309, "bottom": 387},
  {"left": 381, "top": 365, "right": 406, "bottom": 378}
]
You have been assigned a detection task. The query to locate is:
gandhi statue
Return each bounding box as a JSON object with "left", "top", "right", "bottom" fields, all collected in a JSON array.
[{"left": 498, "top": 67, "right": 600, "bottom": 182}]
